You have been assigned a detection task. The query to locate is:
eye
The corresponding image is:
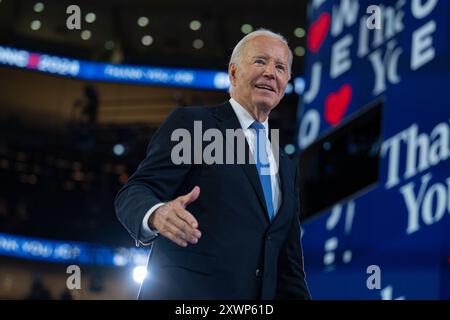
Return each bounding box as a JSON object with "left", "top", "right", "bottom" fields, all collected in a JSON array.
[
  {"left": 254, "top": 58, "right": 266, "bottom": 65},
  {"left": 276, "top": 64, "right": 286, "bottom": 72}
]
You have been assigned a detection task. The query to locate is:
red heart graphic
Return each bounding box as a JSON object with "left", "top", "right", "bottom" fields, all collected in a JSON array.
[
  {"left": 307, "top": 12, "right": 331, "bottom": 53},
  {"left": 324, "top": 84, "right": 352, "bottom": 126}
]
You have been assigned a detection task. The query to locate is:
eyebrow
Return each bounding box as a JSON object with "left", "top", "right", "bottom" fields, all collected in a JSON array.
[
  {"left": 252, "top": 55, "right": 287, "bottom": 66},
  {"left": 252, "top": 55, "right": 268, "bottom": 60}
]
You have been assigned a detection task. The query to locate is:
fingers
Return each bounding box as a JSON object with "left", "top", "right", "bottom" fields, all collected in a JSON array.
[
  {"left": 164, "top": 223, "right": 192, "bottom": 247},
  {"left": 178, "top": 186, "right": 200, "bottom": 208},
  {"left": 167, "top": 213, "right": 200, "bottom": 243},
  {"left": 164, "top": 230, "right": 188, "bottom": 247},
  {"left": 175, "top": 205, "right": 199, "bottom": 229},
  {"left": 153, "top": 202, "right": 201, "bottom": 248}
]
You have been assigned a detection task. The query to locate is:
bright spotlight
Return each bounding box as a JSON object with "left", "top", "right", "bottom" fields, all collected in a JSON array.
[
  {"left": 113, "top": 144, "right": 125, "bottom": 156},
  {"left": 284, "top": 144, "right": 296, "bottom": 155},
  {"left": 285, "top": 83, "right": 293, "bottom": 94},
  {"left": 133, "top": 266, "right": 147, "bottom": 284}
]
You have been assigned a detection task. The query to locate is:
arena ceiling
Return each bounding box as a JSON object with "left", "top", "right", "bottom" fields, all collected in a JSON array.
[{"left": 0, "top": 0, "right": 308, "bottom": 73}]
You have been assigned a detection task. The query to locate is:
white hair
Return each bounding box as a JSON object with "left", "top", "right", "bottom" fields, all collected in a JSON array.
[{"left": 229, "top": 28, "right": 293, "bottom": 74}]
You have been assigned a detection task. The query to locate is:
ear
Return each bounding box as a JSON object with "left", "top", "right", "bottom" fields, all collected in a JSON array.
[{"left": 228, "top": 63, "right": 237, "bottom": 86}]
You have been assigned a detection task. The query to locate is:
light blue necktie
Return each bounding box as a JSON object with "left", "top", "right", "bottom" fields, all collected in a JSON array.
[{"left": 250, "top": 121, "right": 274, "bottom": 221}]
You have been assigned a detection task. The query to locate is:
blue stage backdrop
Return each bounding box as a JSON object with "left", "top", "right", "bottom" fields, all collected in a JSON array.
[{"left": 298, "top": 0, "right": 450, "bottom": 299}]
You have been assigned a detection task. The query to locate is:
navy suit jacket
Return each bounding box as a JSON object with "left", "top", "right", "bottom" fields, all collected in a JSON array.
[{"left": 115, "top": 102, "right": 310, "bottom": 299}]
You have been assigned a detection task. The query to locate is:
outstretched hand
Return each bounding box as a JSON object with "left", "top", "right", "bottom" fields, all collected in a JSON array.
[{"left": 149, "top": 186, "right": 202, "bottom": 247}]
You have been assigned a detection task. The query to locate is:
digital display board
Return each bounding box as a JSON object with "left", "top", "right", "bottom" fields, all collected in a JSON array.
[
  {"left": 0, "top": 232, "right": 148, "bottom": 267},
  {"left": 298, "top": 0, "right": 450, "bottom": 299},
  {"left": 0, "top": 44, "right": 305, "bottom": 94}
]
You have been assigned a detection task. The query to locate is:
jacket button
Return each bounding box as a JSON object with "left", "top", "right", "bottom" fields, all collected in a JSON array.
[
  {"left": 255, "top": 269, "right": 262, "bottom": 277},
  {"left": 266, "top": 235, "right": 271, "bottom": 241}
]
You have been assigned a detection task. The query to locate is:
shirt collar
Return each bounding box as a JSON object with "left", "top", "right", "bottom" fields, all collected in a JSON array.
[{"left": 229, "top": 98, "right": 269, "bottom": 132}]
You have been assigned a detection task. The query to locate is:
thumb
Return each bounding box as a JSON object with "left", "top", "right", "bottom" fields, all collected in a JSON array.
[{"left": 179, "top": 186, "right": 200, "bottom": 208}]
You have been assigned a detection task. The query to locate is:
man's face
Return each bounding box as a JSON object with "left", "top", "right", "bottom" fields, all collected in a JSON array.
[{"left": 229, "top": 35, "right": 291, "bottom": 115}]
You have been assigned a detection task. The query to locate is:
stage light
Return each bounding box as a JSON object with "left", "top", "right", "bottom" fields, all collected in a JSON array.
[
  {"left": 85, "top": 13, "right": 96, "bottom": 23},
  {"left": 137, "top": 16, "right": 149, "bottom": 27},
  {"left": 294, "top": 27, "right": 305, "bottom": 38},
  {"left": 142, "top": 35, "right": 153, "bottom": 46},
  {"left": 294, "top": 46, "right": 305, "bottom": 57},
  {"left": 323, "top": 141, "right": 332, "bottom": 151},
  {"left": 192, "top": 39, "right": 204, "bottom": 49},
  {"left": 30, "top": 20, "right": 41, "bottom": 31},
  {"left": 189, "top": 20, "right": 201, "bottom": 31},
  {"left": 213, "top": 72, "right": 230, "bottom": 89},
  {"left": 113, "top": 144, "right": 125, "bottom": 156},
  {"left": 241, "top": 24, "right": 253, "bottom": 34},
  {"left": 294, "top": 78, "right": 305, "bottom": 95},
  {"left": 81, "top": 30, "right": 92, "bottom": 40},
  {"left": 133, "top": 266, "right": 147, "bottom": 284},
  {"left": 284, "top": 144, "right": 295, "bottom": 155},
  {"left": 33, "top": 2, "right": 44, "bottom": 13},
  {"left": 113, "top": 254, "right": 127, "bottom": 267},
  {"left": 284, "top": 83, "right": 293, "bottom": 94},
  {"left": 104, "top": 40, "right": 114, "bottom": 50}
]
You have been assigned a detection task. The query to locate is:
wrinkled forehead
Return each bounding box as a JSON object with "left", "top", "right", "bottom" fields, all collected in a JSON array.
[{"left": 243, "top": 36, "right": 290, "bottom": 64}]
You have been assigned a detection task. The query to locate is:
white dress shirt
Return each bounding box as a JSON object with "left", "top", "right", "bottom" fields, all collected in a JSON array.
[
  {"left": 229, "top": 98, "right": 282, "bottom": 214},
  {"left": 140, "top": 98, "right": 282, "bottom": 240}
]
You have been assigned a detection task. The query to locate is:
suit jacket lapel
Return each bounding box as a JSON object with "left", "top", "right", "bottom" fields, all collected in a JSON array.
[{"left": 213, "top": 102, "right": 269, "bottom": 221}]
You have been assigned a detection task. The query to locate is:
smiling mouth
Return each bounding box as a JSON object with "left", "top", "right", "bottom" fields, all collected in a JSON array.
[{"left": 255, "top": 84, "right": 276, "bottom": 93}]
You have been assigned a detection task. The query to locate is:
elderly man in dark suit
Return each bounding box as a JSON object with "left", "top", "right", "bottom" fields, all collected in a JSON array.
[{"left": 115, "top": 29, "right": 311, "bottom": 300}]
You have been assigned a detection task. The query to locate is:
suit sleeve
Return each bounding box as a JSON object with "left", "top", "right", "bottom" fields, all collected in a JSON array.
[
  {"left": 276, "top": 164, "right": 311, "bottom": 299},
  {"left": 115, "top": 107, "right": 194, "bottom": 245}
]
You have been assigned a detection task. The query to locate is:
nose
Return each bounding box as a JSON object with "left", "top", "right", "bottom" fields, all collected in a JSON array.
[{"left": 262, "top": 62, "right": 276, "bottom": 79}]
